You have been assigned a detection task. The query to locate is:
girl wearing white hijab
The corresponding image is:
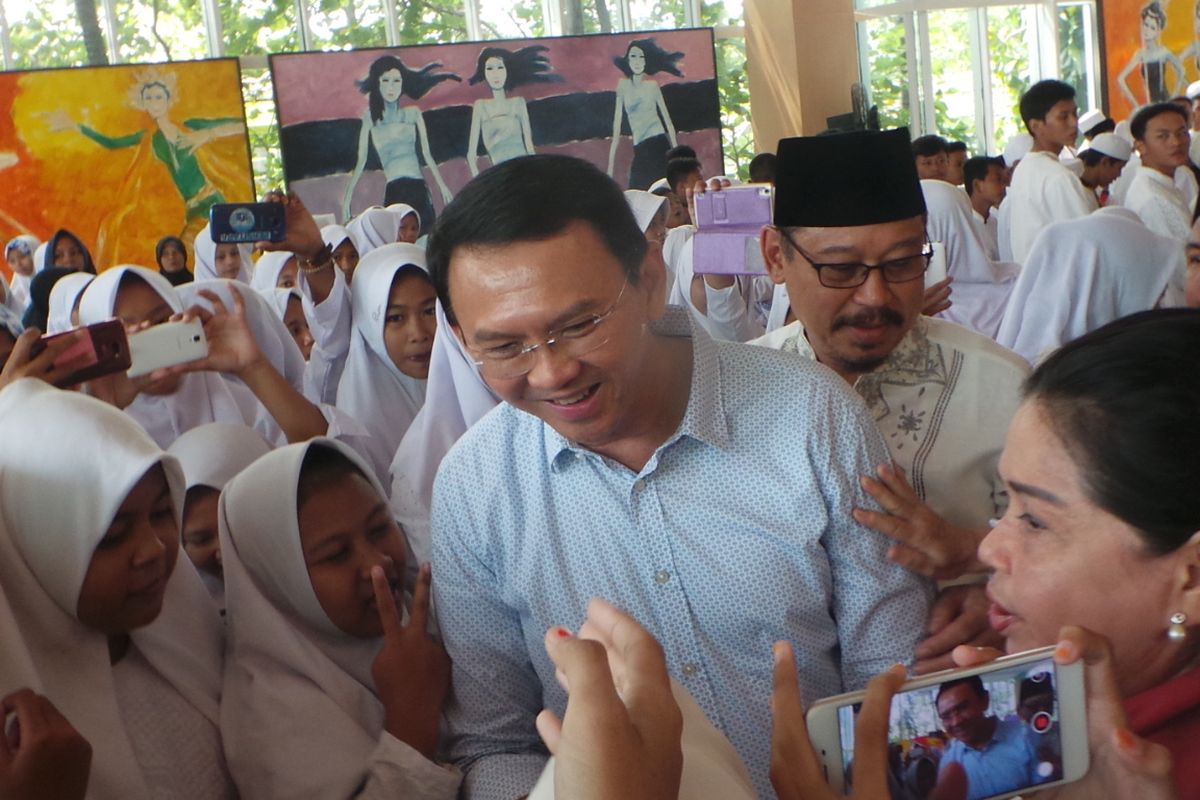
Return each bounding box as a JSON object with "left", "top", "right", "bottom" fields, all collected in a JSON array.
[
  {"left": 193, "top": 223, "right": 253, "bottom": 283},
  {"left": 346, "top": 206, "right": 401, "bottom": 257},
  {"left": 322, "top": 223, "right": 360, "bottom": 283},
  {"left": 337, "top": 243, "right": 435, "bottom": 480},
  {"left": 271, "top": 287, "right": 316, "bottom": 361},
  {"left": 921, "top": 178, "right": 1021, "bottom": 339},
  {"left": 388, "top": 299, "right": 498, "bottom": 565},
  {"left": 167, "top": 422, "right": 273, "bottom": 606},
  {"left": 250, "top": 249, "right": 299, "bottom": 294},
  {"left": 78, "top": 266, "right": 331, "bottom": 449},
  {"left": 386, "top": 203, "right": 421, "bottom": 244},
  {"left": 46, "top": 272, "right": 95, "bottom": 333},
  {"left": 5, "top": 234, "right": 39, "bottom": 311},
  {"left": 219, "top": 437, "right": 458, "bottom": 799},
  {"left": 996, "top": 206, "right": 1183, "bottom": 363},
  {"left": 0, "top": 378, "right": 230, "bottom": 799}
]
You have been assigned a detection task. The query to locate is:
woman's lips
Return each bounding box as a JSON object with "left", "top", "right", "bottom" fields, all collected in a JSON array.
[{"left": 987, "top": 599, "right": 1017, "bottom": 634}]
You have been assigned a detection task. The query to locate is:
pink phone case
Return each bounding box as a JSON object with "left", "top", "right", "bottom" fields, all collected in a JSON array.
[{"left": 692, "top": 185, "right": 773, "bottom": 276}]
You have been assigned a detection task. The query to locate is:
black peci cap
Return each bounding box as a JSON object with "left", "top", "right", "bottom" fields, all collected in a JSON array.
[{"left": 774, "top": 127, "right": 926, "bottom": 227}]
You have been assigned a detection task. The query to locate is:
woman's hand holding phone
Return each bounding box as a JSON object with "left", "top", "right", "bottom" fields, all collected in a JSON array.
[
  {"left": 0, "top": 328, "right": 91, "bottom": 392},
  {"left": 771, "top": 642, "right": 905, "bottom": 800}
]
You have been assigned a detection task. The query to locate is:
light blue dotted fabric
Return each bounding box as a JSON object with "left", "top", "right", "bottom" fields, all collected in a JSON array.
[{"left": 431, "top": 307, "right": 935, "bottom": 799}]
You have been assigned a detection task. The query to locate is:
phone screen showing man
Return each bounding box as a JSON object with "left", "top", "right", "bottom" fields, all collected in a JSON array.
[{"left": 836, "top": 657, "right": 1063, "bottom": 800}]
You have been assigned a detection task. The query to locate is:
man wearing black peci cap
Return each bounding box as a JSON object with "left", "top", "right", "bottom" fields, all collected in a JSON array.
[{"left": 752, "top": 128, "right": 1031, "bottom": 672}]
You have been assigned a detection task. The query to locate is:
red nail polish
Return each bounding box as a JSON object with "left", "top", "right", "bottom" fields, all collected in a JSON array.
[
  {"left": 1115, "top": 727, "right": 1136, "bottom": 751},
  {"left": 555, "top": 627, "right": 572, "bottom": 638}
]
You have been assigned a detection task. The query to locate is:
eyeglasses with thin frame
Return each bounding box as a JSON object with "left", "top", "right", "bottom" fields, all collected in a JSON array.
[
  {"left": 775, "top": 226, "right": 934, "bottom": 289},
  {"left": 466, "top": 278, "right": 630, "bottom": 379}
]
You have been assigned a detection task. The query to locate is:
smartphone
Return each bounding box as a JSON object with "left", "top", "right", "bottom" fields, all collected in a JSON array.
[
  {"left": 127, "top": 319, "right": 208, "bottom": 378},
  {"left": 33, "top": 320, "right": 131, "bottom": 387},
  {"left": 209, "top": 202, "right": 286, "bottom": 244},
  {"left": 805, "top": 647, "right": 1088, "bottom": 800},
  {"left": 692, "top": 184, "right": 772, "bottom": 276}
]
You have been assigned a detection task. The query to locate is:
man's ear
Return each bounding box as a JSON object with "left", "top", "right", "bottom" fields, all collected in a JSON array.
[{"left": 761, "top": 227, "right": 788, "bottom": 287}]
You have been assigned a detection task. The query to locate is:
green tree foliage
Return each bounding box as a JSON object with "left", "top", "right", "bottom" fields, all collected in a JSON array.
[{"left": 862, "top": 6, "right": 1037, "bottom": 154}]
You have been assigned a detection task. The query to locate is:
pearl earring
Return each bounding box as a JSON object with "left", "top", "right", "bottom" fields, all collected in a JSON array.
[{"left": 1169, "top": 612, "right": 1188, "bottom": 643}]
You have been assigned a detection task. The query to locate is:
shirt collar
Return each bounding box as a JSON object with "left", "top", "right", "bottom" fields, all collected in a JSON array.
[
  {"left": 779, "top": 318, "right": 939, "bottom": 417},
  {"left": 544, "top": 305, "right": 731, "bottom": 470},
  {"left": 1138, "top": 165, "right": 1178, "bottom": 189}
]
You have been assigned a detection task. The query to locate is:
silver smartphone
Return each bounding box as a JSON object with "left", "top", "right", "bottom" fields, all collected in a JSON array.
[
  {"left": 127, "top": 318, "right": 208, "bottom": 378},
  {"left": 805, "top": 647, "right": 1089, "bottom": 800}
]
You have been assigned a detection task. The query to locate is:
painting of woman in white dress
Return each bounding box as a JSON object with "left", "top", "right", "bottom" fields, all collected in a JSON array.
[
  {"left": 466, "top": 46, "right": 563, "bottom": 177},
  {"left": 342, "top": 55, "right": 460, "bottom": 233},
  {"left": 607, "top": 38, "right": 683, "bottom": 189}
]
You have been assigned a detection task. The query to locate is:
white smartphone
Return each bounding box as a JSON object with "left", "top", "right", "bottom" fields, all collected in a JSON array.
[
  {"left": 127, "top": 318, "right": 208, "bottom": 378},
  {"left": 805, "top": 646, "right": 1088, "bottom": 800}
]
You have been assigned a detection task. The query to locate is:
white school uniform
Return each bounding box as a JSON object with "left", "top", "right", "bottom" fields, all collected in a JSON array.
[
  {"left": 922, "top": 179, "right": 1020, "bottom": 339},
  {"left": 218, "top": 437, "right": 460, "bottom": 799},
  {"left": 996, "top": 207, "right": 1183, "bottom": 363},
  {"left": 1124, "top": 165, "right": 1194, "bottom": 243},
  {"left": 0, "top": 378, "right": 229, "bottom": 799},
  {"left": 1006, "top": 151, "right": 1096, "bottom": 263}
]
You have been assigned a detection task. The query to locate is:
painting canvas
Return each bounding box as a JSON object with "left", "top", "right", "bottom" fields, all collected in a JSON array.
[
  {"left": 270, "top": 29, "right": 722, "bottom": 232},
  {"left": 1103, "top": 0, "right": 1200, "bottom": 120},
  {"left": 0, "top": 57, "right": 254, "bottom": 279}
]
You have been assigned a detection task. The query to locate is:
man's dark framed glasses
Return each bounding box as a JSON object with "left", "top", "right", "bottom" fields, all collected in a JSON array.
[{"left": 776, "top": 226, "right": 934, "bottom": 289}]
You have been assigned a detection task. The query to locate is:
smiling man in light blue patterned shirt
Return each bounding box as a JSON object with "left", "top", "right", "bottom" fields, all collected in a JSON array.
[{"left": 425, "top": 154, "right": 934, "bottom": 799}]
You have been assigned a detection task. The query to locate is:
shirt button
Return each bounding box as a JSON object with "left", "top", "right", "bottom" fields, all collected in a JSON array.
[
  {"left": 633, "top": 479, "right": 646, "bottom": 492},
  {"left": 682, "top": 663, "right": 700, "bottom": 677},
  {"left": 654, "top": 569, "right": 671, "bottom": 584}
]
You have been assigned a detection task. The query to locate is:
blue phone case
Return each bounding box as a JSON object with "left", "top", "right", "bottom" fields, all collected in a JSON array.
[{"left": 209, "top": 202, "right": 286, "bottom": 244}]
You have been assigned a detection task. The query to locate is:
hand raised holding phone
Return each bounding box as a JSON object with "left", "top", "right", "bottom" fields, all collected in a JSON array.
[{"left": 371, "top": 563, "right": 450, "bottom": 761}]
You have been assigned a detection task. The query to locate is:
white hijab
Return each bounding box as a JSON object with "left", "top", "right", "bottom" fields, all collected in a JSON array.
[
  {"left": 336, "top": 243, "right": 429, "bottom": 463},
  {"left": 0, "top": 302, "right": 23, "bottom": 338},
  {"left": 347, "top": 206, "right": 401, "bottom": 256},
  {"left": 270, "top": 286, "right": 302, "bottom": 321},
  {"left": 624, "top": 190, "right": 666, "bottom": 232},
  {"left": 32, "top": 242, "right": 48, "bottom": 274},
  {"left": 6, "top": 235, "right": 39, "bottom": 306},
  {"left": 78, "top": 267, "right": 264, "bottom": 449},
  {"left": 219, "top": 437, "right": 392, "bottom": 798},
  {"left": 177, "top": 279, "right": 309, "bottom": 398},
  {"left": 386, "top": 203, "right": 420, "bottom": 235},
  {"left": 388, "top": 300, "right": 499, "bottom": 564},
  {"left": 167, "top": 422, "right": 274, "bottom": 492},
  {"left": 250, "top": 250, "right": 295, "bottom": 295},
  {"left": 321, "top": 223, "right": 353, "bottom": 253},
  {"left": 921, "top": 179, "right": 1021, "bottom": 339},
  {"left": 193, "top": 224, "right": 253, "bottom": 284},
  {"left": 0, "top": 378, "right": 222, "bottom": 800},
  {"left": 996, "top": 207, "right": 1182, "bottom": 363},
  {"left": 46, "top": 272, "right": 94, "bottom": 333}
]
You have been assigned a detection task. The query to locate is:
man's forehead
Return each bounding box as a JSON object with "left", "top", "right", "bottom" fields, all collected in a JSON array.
[{"left": 788, "top": 216, "right": 926, "bottom": 253}]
